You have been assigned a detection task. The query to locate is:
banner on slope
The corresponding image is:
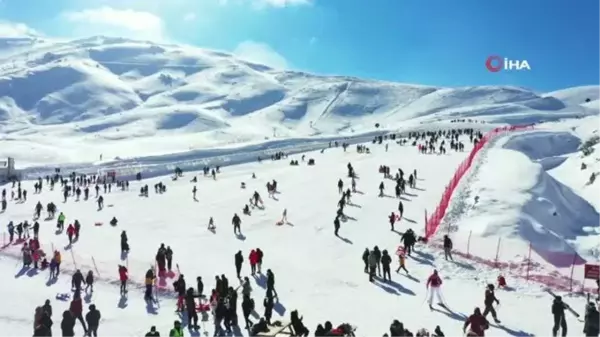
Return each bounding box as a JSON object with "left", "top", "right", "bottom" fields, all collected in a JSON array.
[{"left": 584, "top": 264, "right": 600, "bottom": 280}]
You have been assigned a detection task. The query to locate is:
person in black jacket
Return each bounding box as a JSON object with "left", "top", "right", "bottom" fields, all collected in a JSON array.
[
  {"left": 185, "top": 287, "right": 199, "bottom": 330},
  {"left": 381, "top": 250, "right": 392, "bottom": 281},
  {"left": 145, "top": 326, "right": 160, "bottom": 336},
  {"left": 266, "top": 269, "right": 278, "bottom": 298},
  {"left": 227, "top": 287, "right": 239, "bottom": 327},
  {"left": 290, "top": 310, "right": 309, "bottom": 336},
  {"left": 61, "top": 310, "right": 75, "bottom": 337},
  {"left": 552, "top": 296, "right": 568, "bottom": 337},
  {"left": 85, "top": 304, "right": 101, "bottom": 337},
  {"left": 165, "top": 246, "right": 173, "bottom": 272},
  {"left": 443, "top": 235, "right": 453, "bottom": 261},
  {"left": 584, "top": 301, "right": 599, "bottom": 337},
  {"left": 241, "top": 294, "right": 255, "bottom": 328},
  {"left": 42, "top": 300, "right": 52, "bottom": 318},
  {"left": 235, "top": 251, "right": 244, "bottom": 279},
  {"left": 482, "top": 284, "right": 500, "bottom": 323},
  {"left": 362, "top": 248, "right": 369, "bottom": 273},
  {"left": 256, "top": 248, "right": 264, "bottom": 273},
  {"left": 34, "top": 311, "right": 53, "bottom": 337},
  {"left": 263, "top": 295, "right": 274, "bottom": 325}
]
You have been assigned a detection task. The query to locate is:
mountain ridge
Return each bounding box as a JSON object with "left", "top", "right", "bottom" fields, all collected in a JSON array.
[{"left": 0, "top": 35, "right": 597, "bottom": 165}]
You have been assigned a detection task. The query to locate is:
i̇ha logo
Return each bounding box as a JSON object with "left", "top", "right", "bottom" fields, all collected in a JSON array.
[{"left": 486, "top": 55, "right": 531, "bottom": 72}]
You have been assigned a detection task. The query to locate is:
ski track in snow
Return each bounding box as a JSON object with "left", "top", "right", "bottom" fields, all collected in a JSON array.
[{"left": 0, "top": 135, "right": 591, "bottom": 336}]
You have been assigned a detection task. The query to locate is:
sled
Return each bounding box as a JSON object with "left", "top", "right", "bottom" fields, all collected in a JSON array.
[
  {"left": 256, "top": 320, "right": 293, "bottom": 336},
  {"left": 275, "top": 221, "right": 284, "bottom": 226},
  {"left": 94, "top": 222, "right": 103, "bottom": 226}
]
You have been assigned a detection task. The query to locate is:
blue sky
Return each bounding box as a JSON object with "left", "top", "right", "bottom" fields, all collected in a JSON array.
[{"left": 0, "top": 0, "right": 597, "bottom": 91}]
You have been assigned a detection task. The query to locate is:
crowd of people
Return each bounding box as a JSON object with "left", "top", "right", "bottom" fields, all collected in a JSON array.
[{"left": 1, "top": 127, "right": 598, "bottom": 337}]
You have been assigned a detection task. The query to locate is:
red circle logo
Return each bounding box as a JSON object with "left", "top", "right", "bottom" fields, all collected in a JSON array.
[{"left": 486, "top": 55, "right": 503, "bottom": 72}]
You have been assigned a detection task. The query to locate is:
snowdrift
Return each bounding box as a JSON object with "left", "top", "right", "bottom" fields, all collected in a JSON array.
[
  {"left": 455, "top": 148, "right": 599, "bottom": 268},
  {"left": 501, "top": 131, "right": 581, "bottom": 161},
  {"left": 545, "top": 85, "right": 600, "bottom": 106}
]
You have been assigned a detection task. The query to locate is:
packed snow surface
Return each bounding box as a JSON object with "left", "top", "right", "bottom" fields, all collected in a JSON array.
[
  {"left": 0, "top": 35, "right": 598, "bottom": 166},
  {"left": 0, "top": 136, "right": 591, "bottom": 336}
]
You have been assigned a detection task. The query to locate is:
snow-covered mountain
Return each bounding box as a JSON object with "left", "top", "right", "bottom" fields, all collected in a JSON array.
[{"left": 0, "top": 35, "right": 598, "bottom": 166}]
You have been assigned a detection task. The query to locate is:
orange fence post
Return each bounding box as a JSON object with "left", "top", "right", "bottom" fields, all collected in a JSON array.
[
  {"left": 70, "top": 248, "right": 77, "bottom": 270},
  {"left": 526, "top": 242, "right": 532, "bottom": 281},
  {"left": 91, "top": 256, "right": 101, "bottom": 278},
  {"left": 494, "top": 237, "right": 501, "bottom": 268},
  {"left": 466, "top": 230, "right": 472, "bottom": 258},
  {"left": 569, "top": 253, "right": 576, "bottom": 292},
  {"left": 424, "top": 209, "right": 428, "bottom": 236}
]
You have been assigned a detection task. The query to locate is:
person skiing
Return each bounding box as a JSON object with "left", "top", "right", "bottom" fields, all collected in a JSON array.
[
  {"left": 426, "top": 270, "right": 443, "bottom": 310},
  {"left": 463, "top": 307, "right": 489, "bottom": 336},
  {"left": 552, "top": 296, "right": 568, "bottom": 337},
  {"left": 483, "top": 284, "right": 500, "bottom": 323},
  {"left": 232, "top": 213, "right": 242, "bottom": 235},
  {"left": 235, "top": 251, "right": 244, "bottom": 279}
]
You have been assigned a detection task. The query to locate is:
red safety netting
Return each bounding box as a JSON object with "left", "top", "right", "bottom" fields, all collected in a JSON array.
[
  {"left": 424, "top": 125, "right": 533, "bottom": 238},
  {"left": 422, "top": 124, "right": 600, "bottom": 293}
]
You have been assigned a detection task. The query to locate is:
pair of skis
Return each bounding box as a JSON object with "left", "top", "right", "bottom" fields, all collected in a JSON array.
[{"left": 546, "top": 289, "right": 584, "bottom": 322}]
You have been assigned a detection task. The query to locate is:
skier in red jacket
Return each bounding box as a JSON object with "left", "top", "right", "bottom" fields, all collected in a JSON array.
[
  {"left": 463, "top": 307, "right": 489, "bottom": 336},
  {"left": 118, "top": 265, "right": 128, "bottom": 295},
  {"left": 426, "top": 269, "right": 443, "bottom": 310}
]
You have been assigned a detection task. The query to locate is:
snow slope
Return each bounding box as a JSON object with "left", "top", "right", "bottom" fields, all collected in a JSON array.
[
  {"left": 449, "top": 148, "right": 599, "bottom": 266},
  {"left": 0, "top": 34, "right": 597, "bottom": 166},
  {"left": 0, "top": 135, "right": 589, "bottom": 336}
]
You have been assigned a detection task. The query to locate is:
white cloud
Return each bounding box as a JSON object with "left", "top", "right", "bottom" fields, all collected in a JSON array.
[
  {"left": 0, "top": 21, "right": 41, "bottom": 38},
  {"left": 254, "top": 0, "right": 312, "bottom": 7},
  {"left": 233, "top": 41, "right": 289, "bottom": 69},
  {"left": 218, "top": 0, "right": 312, "bottom": 7},
  {"left": 62, "top": 7, "right": 166, "bottom": 41},
  {"left": 183, "top": 13, "right": 197, "bottom": 21}
]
